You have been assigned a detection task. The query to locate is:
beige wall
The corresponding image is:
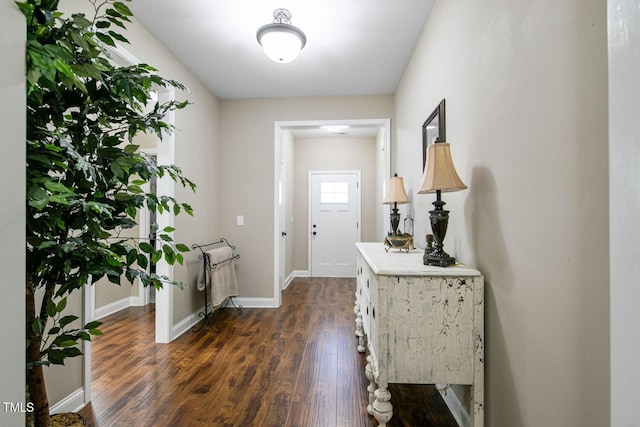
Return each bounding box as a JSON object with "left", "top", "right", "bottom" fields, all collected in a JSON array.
[
  {"left": 0, "top": 2, "right": 26, "bottom": 424},
  {"left": 113, "top": 2, "right": 221, "bottom": 325},
  {"left": 292, "top": 137, "right": 378, "bottom": 272},
  {"left": 218, "top": 96, "right": 393, "bottom": 299},
  {"left": 395, "top": 0, "right": 608, "bottom": 425}
]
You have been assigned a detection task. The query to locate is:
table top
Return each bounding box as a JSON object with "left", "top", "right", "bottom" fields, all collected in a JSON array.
[{"left": 356, "top": 242, "right": 482, "bottom": 277}]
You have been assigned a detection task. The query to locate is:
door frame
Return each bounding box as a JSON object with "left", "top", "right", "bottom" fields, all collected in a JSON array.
[
  {"left": 308, "top": 170, "right": 362, "bottom": 277},
  {"left": 279, "top": 160, "right": 286, "bottom": 291},
  {"left": 137, "top": 149, "right": 157, "bottom": 307},
  {"left": 273, "top": 118, "right": 391, "bottom": 307}
]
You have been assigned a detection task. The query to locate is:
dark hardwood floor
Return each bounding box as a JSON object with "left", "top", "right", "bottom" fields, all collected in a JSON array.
[{"left": 79, "top": 277, "right": 458, "bottom": 427}]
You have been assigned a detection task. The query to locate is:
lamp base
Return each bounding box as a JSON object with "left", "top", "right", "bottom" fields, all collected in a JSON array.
[
  {"left": 384, "top": 234, "right": 414, "bottom": 253},
  {"left": 423, "top": 248, "right": 456, "bottom": 267}
]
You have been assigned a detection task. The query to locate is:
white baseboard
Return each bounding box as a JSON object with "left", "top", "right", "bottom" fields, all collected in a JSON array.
[
  {"left": 50, "top": 387, "right": 86, "bottom": 415},
  {"left": 284, "top": 270, "right": 309, "bottom": 289},
  {"left": 94, "top": 296, "right": 136, "bottom": 320},
  {"left": 437, "top": 384, "right": 468, "bottom": 427},
  {"left": 233, "top": 297, "right": 276, "bottom": 308},
  {"left": 172, "top": 309, "right": 202, "bottom": 340}
]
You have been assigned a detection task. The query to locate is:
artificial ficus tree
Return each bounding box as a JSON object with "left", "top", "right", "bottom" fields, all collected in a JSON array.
[{"left": 19, "top": 0, "right": 196, "bottom": 425}]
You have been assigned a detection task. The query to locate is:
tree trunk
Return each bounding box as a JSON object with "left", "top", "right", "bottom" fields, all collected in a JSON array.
[{"left": 26, "top": 277, "right": 51, "bottom": 427}]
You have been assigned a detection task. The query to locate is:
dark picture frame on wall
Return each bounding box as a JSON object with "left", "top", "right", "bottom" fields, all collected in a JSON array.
[{"left": 422, "top": 98, "right": 446, "bottom": 168}]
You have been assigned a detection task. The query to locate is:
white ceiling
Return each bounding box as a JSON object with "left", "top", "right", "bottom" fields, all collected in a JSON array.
[{"left": 129, "top": 0, "right": 436, "bottom": 100}]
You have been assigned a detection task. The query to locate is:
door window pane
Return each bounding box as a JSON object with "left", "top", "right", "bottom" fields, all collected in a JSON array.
[{"left": 320, "top": 181, "right": 349, "bottom": 204}]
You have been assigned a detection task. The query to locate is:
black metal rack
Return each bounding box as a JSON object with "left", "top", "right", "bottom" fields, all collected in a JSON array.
[{"left": 191, "top": 238, "right": 242, "bottom": 332}]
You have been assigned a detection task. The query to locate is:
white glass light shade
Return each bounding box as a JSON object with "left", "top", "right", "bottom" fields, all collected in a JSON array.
[{"left": 257, "top": 24, "right": 306, "bottom": 63}]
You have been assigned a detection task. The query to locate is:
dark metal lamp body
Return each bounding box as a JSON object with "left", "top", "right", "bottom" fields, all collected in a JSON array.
[
  {"left": 389, "top": 202, "right": 401, "bottom": 235},
  {"left": 424, "top": 190, "right": 456, "bottom": 267}
]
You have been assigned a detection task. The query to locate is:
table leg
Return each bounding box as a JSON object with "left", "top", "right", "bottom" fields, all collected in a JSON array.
[
  {"left": 365, "top": 356, "right": 376, "bottom": 415},
  {"left": 355, "top": 311, "right": 365, "bottom": 352},
  {"left": 372, "top": 386, "right": 393, "bottom": 427}
]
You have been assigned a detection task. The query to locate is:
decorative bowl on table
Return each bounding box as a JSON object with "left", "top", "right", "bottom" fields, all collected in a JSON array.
[{"left": 383, "top": 233, "right": 414, "bottom": 252}]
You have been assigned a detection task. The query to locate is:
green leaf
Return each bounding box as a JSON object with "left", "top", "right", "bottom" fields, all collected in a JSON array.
[
  {"left": 137, "top": 254, "right": 149, "bottom": 269},
  {"left": 113, "top": 2, "right": 134, "bottom": 16},
  {"left": 28, "top": 198, "right": 49, "bottom": 211},
  {"left": 139, "top": 242, "right": 154, "bottom": 254},
  {"left": 44, "top": 181, "right": 73, "bottom": 193},
  {"left": 151, "top": 250, "right": 162, "bottom": 264},
  {"left": 53, "top": 58, "right": 74, "bottom": 78},
  {"left": 162, "top": 245, "right": 176, "bottom": 264},
  {"left": 95, "top": 32, "right": 115, "bottom": 47},
  {"left": 31, "top": 318, "right": 43, "bottom": 335},
  {"left": 37, "top": 241, "right": 58, "bottom": 250},
  {"left": 175, "top": 243, "right": 190, "bottom": 252},
  {"left": 108, "top": 30, "right": 129, "bottom": 44},
  {"left": 71, "top": 15, "right": 93, "bottom": 29},
  {"left": 61, "top": 347, "right": 83, "bottom": 358},
  {"left": 47, "top": 350, "right": 66, "bottom": 365},
  {"left": 46, "top": 300, "right": 57, "bottom": 318},
  {"left": 56, "top": 297, "right": 67, "bottom": 313},
  {"left": 49, "top": 195, "right": 70, "bottom": 205},
  {"left": 84, "top": 321, "right": 102, "bottom": 330},
  {"left": 126, "top": 249, "right": 138, "bottom": 266},
  {"left": 127, "top": 184, "right": 143, "bottom": 194},
  {"left": 123, "top": 144, "right": 139, "bottom": 154},
  {"left": 163, "top": 226, "right": 176, "bottom": 233},
  {"left": 59, "top": 315, "right": 79, "bottom": 328},
  {"left": 125, "top": 205, "right": 137, "bottom": 218}
]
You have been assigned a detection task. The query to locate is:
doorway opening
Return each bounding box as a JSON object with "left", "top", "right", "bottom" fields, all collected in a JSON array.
[{"left": 273, "top": 119, "right": 391, "bottom": 307}]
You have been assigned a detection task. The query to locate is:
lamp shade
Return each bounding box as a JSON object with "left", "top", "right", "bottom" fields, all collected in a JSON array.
[
  {"left": 418, "top": 142, "right": 467, "bottom": 193},
  {"left": 382, "top": 174, "right": 411, "bottom": 204},
  {"left": 257, "top": 9, "right": 306, "bottom": 63}
]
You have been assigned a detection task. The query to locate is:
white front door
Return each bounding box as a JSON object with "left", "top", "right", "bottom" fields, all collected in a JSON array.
[{"left": 309, "top": 171, "right": 360, "bottom": 277}]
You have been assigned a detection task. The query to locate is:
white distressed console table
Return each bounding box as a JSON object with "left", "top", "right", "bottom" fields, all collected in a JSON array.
[{"left": 354, "top": 242, "right": 484, "bottom": 427}]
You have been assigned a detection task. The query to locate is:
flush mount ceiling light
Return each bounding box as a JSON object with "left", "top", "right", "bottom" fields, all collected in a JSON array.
[
  {"left": 256, "top": 8, "right": 307, "bottom": 63},
  {"left": 321, "top": 125, "right": 349, "bottom": 134}
]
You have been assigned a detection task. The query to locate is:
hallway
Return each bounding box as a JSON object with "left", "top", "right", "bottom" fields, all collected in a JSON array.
[{"left": 80, "top": 278, "right": 457, "bottom": 426}]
